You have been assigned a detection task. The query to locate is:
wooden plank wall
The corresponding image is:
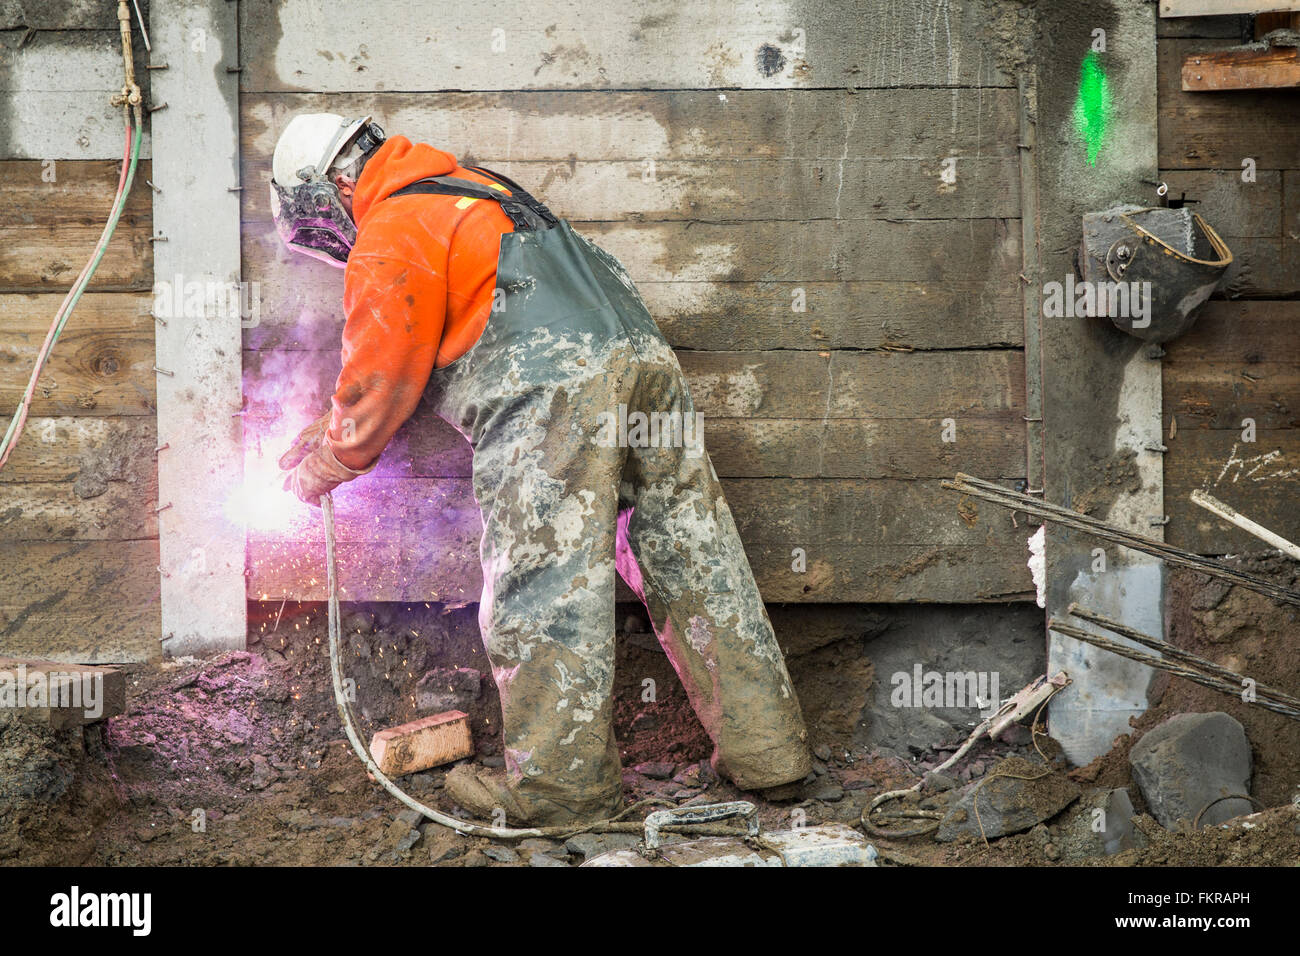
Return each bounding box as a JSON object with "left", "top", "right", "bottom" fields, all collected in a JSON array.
[
  {"left": 1157, "top": 14, "right": 1300, "bottom": 553},
  {"left": 239, "top": 0, "right": 1033, "bottom": 604},
  {"left": 0, "top": 4, "right": 161, "bottom": 661}
]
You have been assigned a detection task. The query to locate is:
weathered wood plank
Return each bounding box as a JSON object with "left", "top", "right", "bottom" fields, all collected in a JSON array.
[
  {"left": 1166, "top": 429, "right": 1300, "bottom": 554},
  {"left": 1157, "top": 170, "right": 1292, "bottom": 297},
  {"left": 1285, "top": 170, "right": 1300, "bottom": 282},
  {"left": 247, "top": 478, "right": 1033, "bottom": 604},
  {"left": 1159, "top": 169, "right": 1280, "bottom": 237},
  {"left": 0, "top": 480, "right": 158, "bottom": 540},
  {"left": 1163, "top": 301, "right": 1300, "bottom": 430},
  {"left": 241, "top": 217, "right": 1022, "bottom": 348},
  {"left": 241, "top": 404, "right": 1024, "bottom": 483},
  {"left": 0, "top": 294, "right": 156, "bottom": 417},
  {"left": 4, "top": 159, "right": 154, "bottom": 226},
  {"left": 245, "top": 277, "right": 1024, "bottom": 352},
  {"left": 1159, "top": 39, "right": 1300, "bottom": 168},
  {"left": 1160, "top": 0, "right": 1300, "bottom": 16},
  {"left": 241, "top": 89, "right": 1021, "bottom": 164},
  {"left": 1158, "top": 14, "right": 1249, "bottom": 37},
  {"left": 243, "top": 156, "right": 1021, "bottom": 223},
  {"left": 0, "top": 540, "right": 162, "bottom": 663},
  {"left": 1182, "top": 43, "right": 1300, "bottom": 90},
  {"left": 242, "top": 348, "right": 1025, "bottom": 424},
  {"left": 238, "top": 0, "right": 1009, "bottom": 92},
  {"left": 1, "top": 159, "right": 154, "bottom": 291},
  {"left": 0, "top": 1, "right": 126, "bottom": 30},
  {"left": 0, "top": 417, "right": 156, "bottom": 483}
]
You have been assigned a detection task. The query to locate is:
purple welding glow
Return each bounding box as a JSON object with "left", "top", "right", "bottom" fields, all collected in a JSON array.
[{"left": 224, "top": 427, "right": 305, "bottom": 532}]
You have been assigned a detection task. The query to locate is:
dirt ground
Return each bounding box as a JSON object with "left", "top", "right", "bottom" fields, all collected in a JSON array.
[{"left": 2, "top": 563, "right": 1298, "bottom": 867}]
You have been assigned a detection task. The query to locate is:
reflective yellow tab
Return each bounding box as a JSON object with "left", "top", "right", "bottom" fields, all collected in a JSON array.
[
  {"left": 488, "top": 182, "right": 507, "bottom": 192},
  {"left": 455, "top": 196, "right": 479, "bottom": 209}
]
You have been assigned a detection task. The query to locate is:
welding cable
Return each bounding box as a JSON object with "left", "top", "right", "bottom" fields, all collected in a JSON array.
[
  {"left": 0, "top": 109, "right": 143, "bottom": 471},
  {"left": 322, "top": 493, "right": 722, "bottom": 843}
]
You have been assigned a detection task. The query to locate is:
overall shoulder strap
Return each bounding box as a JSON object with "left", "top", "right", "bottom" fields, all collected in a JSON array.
[{"left": 387, "top": 172, "right": 557, "bottom": 231}]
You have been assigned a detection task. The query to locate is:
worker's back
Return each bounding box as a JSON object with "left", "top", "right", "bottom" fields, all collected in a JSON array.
[
  {"left": 328, "top": 136, "right": 520, "bottom": 470},
  {"left": 348, "top": 135, "right": 518, "bottom": 369}
]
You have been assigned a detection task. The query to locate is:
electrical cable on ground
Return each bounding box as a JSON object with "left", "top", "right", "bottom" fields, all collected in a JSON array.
[{"left": 321, "top": 492, "right": 752, "bottom": 844}]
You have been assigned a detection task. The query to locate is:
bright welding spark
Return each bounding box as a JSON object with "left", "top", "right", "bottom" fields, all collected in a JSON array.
[
  {"left": 1073, "top": 50, "right": 1111, "bottom": 168},
  {"left": 224, "top": 429, "right": 304, "bottom": 532}
]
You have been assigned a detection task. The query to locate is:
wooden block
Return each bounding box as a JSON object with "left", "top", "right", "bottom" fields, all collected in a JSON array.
[
  {"left": 1183, "top": 45, "right": 1300, "bottom": 90},
  {"left": 369, "top": 711, "right": 473, "bottom": 776},
  {"left": 1161, "top": 0, "right": 1300, "bottom": 16},
  {"left": 0, "top": 657, "right": 126, "bottom": 728}
]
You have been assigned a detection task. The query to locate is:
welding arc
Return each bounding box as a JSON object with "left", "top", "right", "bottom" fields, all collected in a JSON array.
[
  {"left": 1047, "top": 618, "right": 1300, "bottom": 722},
  {"left": 942, "top": 474, "right": 1300, "bottom": 608},
  {"left": 321, "top": 493, "right": 745, "bottom": 844}
]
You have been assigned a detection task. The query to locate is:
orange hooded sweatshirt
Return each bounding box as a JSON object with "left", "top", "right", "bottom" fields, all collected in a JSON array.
[{"left": 323, "top": 135, "right": 517, "bottom": 472}]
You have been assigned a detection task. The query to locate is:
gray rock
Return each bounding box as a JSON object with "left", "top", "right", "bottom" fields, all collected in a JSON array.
[
  {"left": 630, "top": 711, "right": 659, "bottom": 733},
  {"left": 248, "top": 755, "right": 277, "bottom": 791},
  {"left": 415, "top": 666, "right": 483, "bottom": 714},
  {"left": 813, "top": 743, "right": 833, "bottom": 761},
  {"left": 923, "top": 771, "right": 958, "bottom": 792},
  {"left": 528, "top": 852, "right": 570, "bottom": 867},
  {"left": 394, "top": 828, "right": 422, "bottom": 853},
  {"left": 1190, "top": 578, "right": 1232, "bottom": 611},
  {"left": 936, "top": 756, "right": 1080, "bottom": 842},
  {"left": 634, "top": 761, "right": 675, "bottom": 780},
  {"left": 808, "top": 780, "right": 845, "bottom": 802},
  {"left": 1130, "top": 712, "right": 1253, "bottom": 828},
  {"left": 564, "top": 832, "right": 642, "bottom": 858},
  {"left": 673, "top": 764, "right": 703, "bottom": 788},
  {"left": 519, "top": 838, "right": 562, "bottom": 852},
  {"left": 1057, "top": 788, "right": 1147, "bottom": 861},
  {"left": 396, "top": 807, "right": 424, "bottom": 829},
  {"left": 483, "top": 845, "right": 520, "bottom": 863},
  {"left": 277, "top": 809, "right": 317, "bottom": 831}
]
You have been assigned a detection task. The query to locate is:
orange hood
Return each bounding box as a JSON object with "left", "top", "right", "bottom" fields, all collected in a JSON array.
[{"left": 351, "top": 135, "right": 458, "bottom": 227}]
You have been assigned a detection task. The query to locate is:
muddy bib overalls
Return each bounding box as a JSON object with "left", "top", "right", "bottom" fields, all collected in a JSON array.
[{"left": 387, "top": 169, "right": 811, "bottom": 824}]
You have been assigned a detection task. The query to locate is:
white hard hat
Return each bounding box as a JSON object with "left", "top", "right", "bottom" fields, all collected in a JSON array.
[{"left": 272, "top": 113, "right": 372, "bottom": 188}]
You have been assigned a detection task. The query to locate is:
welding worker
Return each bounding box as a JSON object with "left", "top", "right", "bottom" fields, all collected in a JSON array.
[{"left": 270, "top": 114, "right": 811, "bottom": 825}]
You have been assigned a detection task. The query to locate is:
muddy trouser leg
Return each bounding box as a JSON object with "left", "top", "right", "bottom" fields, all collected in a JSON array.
[
  {"left": 455, "top": 349, "right": 636, "bottom": 824},
  {"left": 614, "top": 344, "right": 812, "bottom": 791}
]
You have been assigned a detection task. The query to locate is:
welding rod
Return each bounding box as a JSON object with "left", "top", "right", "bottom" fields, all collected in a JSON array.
[
  {"left": 1047, "top": 619, "right": 1300, "bottom": 722},
  {"left": 942, "top": 473, "right": 1300, "bottom": 607}
]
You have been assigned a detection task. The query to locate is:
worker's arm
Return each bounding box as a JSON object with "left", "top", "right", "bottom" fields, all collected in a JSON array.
[{"left": 326, "top": 250, "right": 447, "bottom": 472}]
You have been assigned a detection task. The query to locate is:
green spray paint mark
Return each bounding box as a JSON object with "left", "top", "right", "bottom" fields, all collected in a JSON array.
[{"left": 1073, "top": 50, "right": 1111, "bottom": 167}]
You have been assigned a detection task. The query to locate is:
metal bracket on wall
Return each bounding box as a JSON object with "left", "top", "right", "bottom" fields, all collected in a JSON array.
[{"left": 1018, "top": 73, "right": 1045, "bottom": 497}]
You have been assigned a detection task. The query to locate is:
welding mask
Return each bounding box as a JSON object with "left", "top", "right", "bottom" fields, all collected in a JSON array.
[
  {"left": 269, "top": 114, "right": 386, "bottom": 268},
  {"left": 1079, "top": 204, "right": 1233, "bottom": 343}
]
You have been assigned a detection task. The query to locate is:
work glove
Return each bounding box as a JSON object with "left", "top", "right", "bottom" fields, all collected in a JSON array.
[
  {"left": 278, "top": 413, "right": 374, "bottom": 507},
  {"left": 278, "top": 412, "right": 332, "bottom": 472}
]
